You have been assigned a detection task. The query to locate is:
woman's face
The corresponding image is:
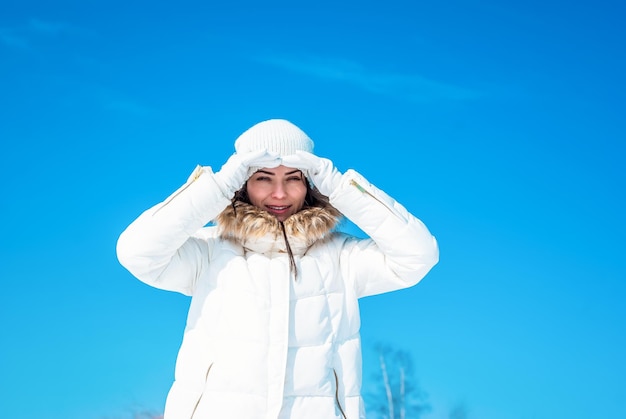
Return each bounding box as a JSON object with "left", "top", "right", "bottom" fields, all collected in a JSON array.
[{"left": 246, "top": 165, "right": 308, "bottom": 221}]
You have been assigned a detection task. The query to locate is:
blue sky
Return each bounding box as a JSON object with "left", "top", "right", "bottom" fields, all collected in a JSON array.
[{"left": 1, "top": 1, "right": 624, "bottom": 418}]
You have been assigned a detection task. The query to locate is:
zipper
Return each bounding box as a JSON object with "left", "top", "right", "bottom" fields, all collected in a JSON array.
[
  {"left": 153, "top": 166, "right": 203, "bottom": 216},
  {"left": 350, "top": 179, "right": 396, "bottom": 216},
  {"left": 333, "top": 369, "right": 348, "bottom": 419},
  {"left": 190, "top": 362, "right": 214, "bottom": 419}
]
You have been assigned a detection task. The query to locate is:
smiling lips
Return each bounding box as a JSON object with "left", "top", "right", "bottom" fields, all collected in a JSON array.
[{"left": 266, "top": 205, "right": 291, "bottom": 216}]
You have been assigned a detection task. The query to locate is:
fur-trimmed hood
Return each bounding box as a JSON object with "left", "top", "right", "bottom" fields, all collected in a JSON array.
[{"left": 216, "top": 201, "right": 342, "bottom": 256}]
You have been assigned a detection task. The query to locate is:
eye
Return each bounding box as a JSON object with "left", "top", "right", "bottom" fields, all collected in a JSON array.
[
  {"left": 287, "top": 176, "right": 303, "bottom": 182},
  {"left": 253, "top": 175, "right": 271, "bottom": 181}
]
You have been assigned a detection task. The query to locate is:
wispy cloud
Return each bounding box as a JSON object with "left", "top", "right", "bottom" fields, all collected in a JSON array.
[
  {"left": 0, "top": 18, "right": 78, "bottom": 51},
  {"left": 27, "top": 18, "right": 73, "bottom": 36},
  {"left": 44, "top": 77, "right": 156, "bottom": 118},
  {"left": 102, "top": 97, "right": 154, "bottom": 117},
  {"left": 255, "top": 54, "right": 481, "bottom": 103},
  {"left": 93, "top": 86, "right": 156, "bottom": 117},
  {"left": 0, "top": 27, "right": 30, "bottom": 50}
]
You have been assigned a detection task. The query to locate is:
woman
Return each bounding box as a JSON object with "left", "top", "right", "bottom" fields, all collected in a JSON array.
[{"left": 116, "top": 119, "right": 439, "bottom": 419}]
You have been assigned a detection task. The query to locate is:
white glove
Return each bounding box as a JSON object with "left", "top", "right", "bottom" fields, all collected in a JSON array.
[
  {"left": 214, "top": 150, "right": 281, "bottom": 197},
  {"left": 282, "top": 151, "right": 342, "bottom": 197}
]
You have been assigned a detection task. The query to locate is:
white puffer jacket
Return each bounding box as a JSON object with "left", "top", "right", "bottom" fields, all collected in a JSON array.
[{"left": 116, "top": 167, "right": 439, "bottom": 419}]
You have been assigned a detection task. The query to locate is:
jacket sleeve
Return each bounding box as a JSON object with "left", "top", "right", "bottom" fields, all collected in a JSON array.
[
  {"left": 116, "top": 166, "right": 233, "bottom": 295},
  {"left": 329, "top": 169, "right": 439, "bottom": 298}
]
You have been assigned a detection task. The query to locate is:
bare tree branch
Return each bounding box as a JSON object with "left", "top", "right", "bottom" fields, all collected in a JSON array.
[
  {"left": 380, "top": 353, "right": 395, "bottom": 419},
  {"left": 366, "top": 344, "right": 430, "bottom": 419}
]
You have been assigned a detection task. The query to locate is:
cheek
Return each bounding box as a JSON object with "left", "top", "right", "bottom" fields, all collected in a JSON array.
[
  {"left": 290, "top": 185, "right": 308, "bottom": 206},
  {"left": 246, "top": 186, "right": 264, "bottom": 207}
]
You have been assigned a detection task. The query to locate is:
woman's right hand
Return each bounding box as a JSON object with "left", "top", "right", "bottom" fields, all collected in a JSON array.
[{"left": 214, "top": 150, "right": 281, "bottom": 197}]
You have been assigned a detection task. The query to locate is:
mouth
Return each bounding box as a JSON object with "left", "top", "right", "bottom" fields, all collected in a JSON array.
[{"left": 265, "top": 205, "right": 291, "bottom": 216}]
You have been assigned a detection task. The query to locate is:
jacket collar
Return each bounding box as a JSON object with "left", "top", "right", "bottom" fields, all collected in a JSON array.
[{"left": 216, "top": 201, "right": 341, "bottom": 256}]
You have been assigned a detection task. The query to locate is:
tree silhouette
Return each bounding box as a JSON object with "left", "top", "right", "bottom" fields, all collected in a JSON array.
[{"left": 365, "top": 344, "right": 430, "bottom": 419}]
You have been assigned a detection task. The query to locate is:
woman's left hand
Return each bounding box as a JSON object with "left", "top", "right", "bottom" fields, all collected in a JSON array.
[{"left": 282, "top": 151, "right": 343, "bottom": 197}]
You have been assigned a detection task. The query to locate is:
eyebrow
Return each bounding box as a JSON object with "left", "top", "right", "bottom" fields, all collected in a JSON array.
[{"left": 254, "top": 169, "right": 302, "bottom": 176}]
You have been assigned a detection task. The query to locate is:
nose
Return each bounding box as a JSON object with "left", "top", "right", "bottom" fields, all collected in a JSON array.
[{"left": 271, "top": 182, "right": 287, "bottom": 199}]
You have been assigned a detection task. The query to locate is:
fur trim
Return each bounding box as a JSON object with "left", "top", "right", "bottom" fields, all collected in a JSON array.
[{"left": 216, "top": 201, "right": 342, "bottom": 255}]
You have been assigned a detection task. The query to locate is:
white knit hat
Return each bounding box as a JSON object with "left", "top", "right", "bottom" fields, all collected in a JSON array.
[{"left": 234, "top": 119, "right": 314, "bottom": 156}]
